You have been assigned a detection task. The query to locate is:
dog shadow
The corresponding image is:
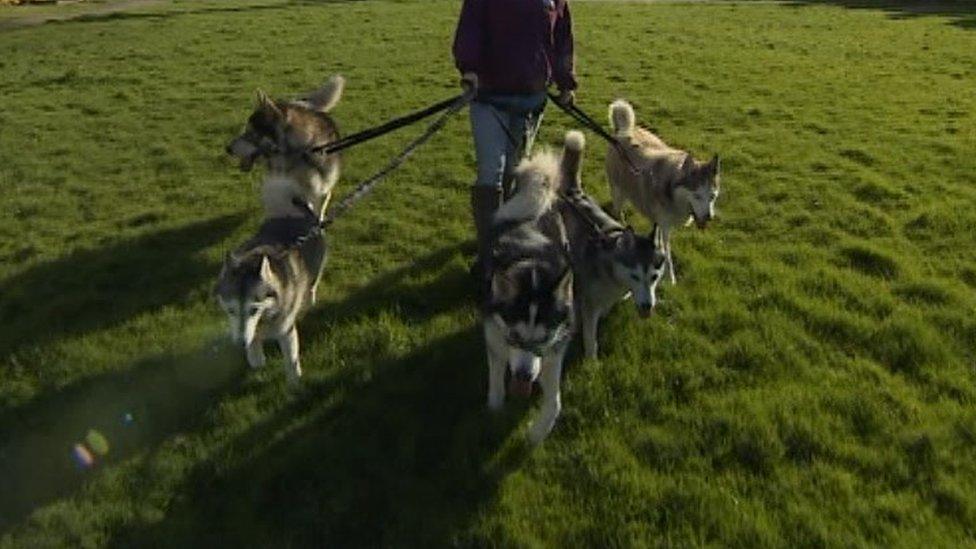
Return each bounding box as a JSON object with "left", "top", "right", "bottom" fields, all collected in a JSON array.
[
  {"left": 0, "top": 339, "right": 246, "bottom": 533},
  {"left": 109, "top": 326, "right": 532, "bottom": 547},
  {"left": 307, "top": 241, "right": 474, "bottom": 328},
  {"left": 106, "top": 245, "right": 532, "bottom": 546},
  {"left": 0, "top": 213, "right": 246, "bottom": 361}
]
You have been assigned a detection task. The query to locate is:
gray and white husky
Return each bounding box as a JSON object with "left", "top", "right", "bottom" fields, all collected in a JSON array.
[
  {"left": 558, "top": 131, "right": 666, "bottom": 360},
  {"left": 482, "top": 140, "right": 576, "bottom": 444},
  {"left": 226, "top": 75, "right": 345, "bottom": 218},
  {"left": 214, "top": 201, "right": 326, "bottom": 385},
  {"left": 605, "top": 99, "right": 721, "bottom": 284}
]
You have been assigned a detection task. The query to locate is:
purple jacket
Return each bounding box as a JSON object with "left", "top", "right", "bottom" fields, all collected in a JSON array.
[{"left": 452, "top": 0, "right": 577, "bottom": 95}]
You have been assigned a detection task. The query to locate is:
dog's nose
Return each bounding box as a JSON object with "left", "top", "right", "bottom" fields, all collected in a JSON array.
[
  {"left": 514, "top": 369, "right": 534, "bottom": 382},
  {"left": 636, "top": 303, "right": 653, "bottom": 319}
]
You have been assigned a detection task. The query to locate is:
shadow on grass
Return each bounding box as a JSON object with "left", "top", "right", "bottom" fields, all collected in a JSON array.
[
  {"left": 308, "top": 241, "right": 473, "bottom": 328},
  {"left": 111, "top": 326, "right": 531, "bottom": 547},
  {"left": 107, "top": 248, "right": 531, "bottom": 547},
  {"left": 789, "top": 0, "right": 976, "bottom": 31},
  {"left": 17, "top": 0, "right": 367, "bottom": 28},
  {"left": 1, "top": 241, "right": 524, "bottom": 544},
  {"left": 0, "top": 339, "right": 246, "bottom": 534},
  {"left": 0, "top": 213, "right": 246, "bottom": 361}
]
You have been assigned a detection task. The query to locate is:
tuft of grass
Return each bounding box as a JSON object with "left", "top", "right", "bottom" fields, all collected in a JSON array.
[{"left": 838, "top": 243, "right": 901, "bottom": 279}]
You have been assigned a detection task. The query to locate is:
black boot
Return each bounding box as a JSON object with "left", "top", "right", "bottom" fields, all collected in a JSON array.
[{"left": 470, "top": 185, "right": 502, "bottom": 281}]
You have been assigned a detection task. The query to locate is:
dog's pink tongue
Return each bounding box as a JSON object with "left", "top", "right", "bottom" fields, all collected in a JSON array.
[{"left": 509, "top": 377, "right": 533, "bottom": 399}]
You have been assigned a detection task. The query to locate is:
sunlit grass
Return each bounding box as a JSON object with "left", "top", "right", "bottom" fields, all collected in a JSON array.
[{"left": 1, "top": 0, "right": 975, "bottom": 546}]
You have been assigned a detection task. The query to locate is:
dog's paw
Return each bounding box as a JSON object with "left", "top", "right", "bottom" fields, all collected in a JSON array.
[
  {"left": 487, "top": 394, "right": 505, "bottom": 412},
  {"left": 285, "top": 362, "right": 303, "bottom": 386},
  {"left": 526, "top": 422, "right": 552, "bottom": 445},
  {"left": 246, "top": 347, "right": 266, "bottom": 369}
]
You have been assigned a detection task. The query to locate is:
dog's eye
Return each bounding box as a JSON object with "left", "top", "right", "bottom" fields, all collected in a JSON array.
[
  {"left": 630, "top": 273, "right": 640, "bottom": 282},
  {"left": 248, "top": 305, "right": 261, "bottom": 316}
]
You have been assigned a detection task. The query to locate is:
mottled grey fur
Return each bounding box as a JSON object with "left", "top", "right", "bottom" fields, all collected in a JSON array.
[
  {"left": 226, "top": 75, "right": 345, "bottom": 218},
  {"left": 558, "top": 131, "right": 666, "bottom": 359},
  {"left": 482, "top": 142, "right": 575, "bottom": 444},
  {"left": 214, "top": 204, "right": 326, "bottom": 385}
]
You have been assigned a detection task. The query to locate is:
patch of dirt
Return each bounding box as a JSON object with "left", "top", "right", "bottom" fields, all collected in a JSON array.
[{"left": 0, "top": 0, "right": 167, "bottom": 30}]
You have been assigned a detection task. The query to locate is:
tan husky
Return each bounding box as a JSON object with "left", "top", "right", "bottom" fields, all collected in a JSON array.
[{"left": 605, "top": 99, "right": 721, "bottom": 284}]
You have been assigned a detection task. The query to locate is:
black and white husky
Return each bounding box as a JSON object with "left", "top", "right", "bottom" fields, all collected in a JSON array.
[
  {"left": 214, "top": 201, "right": 326, "bottom": 385},
  {"left": 559, "top": 131, "right": 666, "bottom": 359},
  {"left": 482, "top": 138, "right": 577, "bottom": 444}
]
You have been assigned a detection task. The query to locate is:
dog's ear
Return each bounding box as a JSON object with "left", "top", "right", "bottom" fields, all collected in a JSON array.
[
  {"left": 225, "top": 251, "right": 242, "bottom": 268},
  {"left": 681, "top": 154, "right": 696, "bottom": 174},
  {"left": 255, "top": 89, "right": 283, "bottom": 119},
  {"left": 617, "top": 227, "right": 636, "bottom": 250},
  {"left": 555, "top": 268, "right": 573, "bottom": 302},
  {"left": 597, "top": 233, "right": 616, "bottom": 251},
  {"left": 650, "top": 224, "right": 664, "bottom": 250},
  {"left": 490, "top": 271, "right": 517, "bottom": 304},
  {"left": 259, "top": 255, "right": 274, "bottom": 283},
  {"left": 707, "top": 154, "right": 721, "bottom": 176}
]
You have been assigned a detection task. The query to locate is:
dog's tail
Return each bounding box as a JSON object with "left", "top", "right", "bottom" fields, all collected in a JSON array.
[
  {"left": 495, "top": 150, "right": 560, "bottom": 225},
  {"left": 609, "top": 99, "right": 636, "bottom": 137},
  {"left": 308, "top": 75, "right": 345, "bottom": 113},
  {"left": 560, "top": 130, "right": 585, "bottom": 192}
]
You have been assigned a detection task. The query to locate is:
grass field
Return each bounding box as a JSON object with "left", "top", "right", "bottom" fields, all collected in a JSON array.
[{"left": 1, "top": 0, "right": 975, "bottom": 546}]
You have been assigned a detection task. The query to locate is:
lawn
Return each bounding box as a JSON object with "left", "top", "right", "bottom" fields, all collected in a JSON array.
[{"left": 1, "top": 0, "right": 975, "bottom": 546}]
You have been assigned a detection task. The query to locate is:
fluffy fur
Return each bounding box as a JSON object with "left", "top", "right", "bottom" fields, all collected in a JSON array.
[
  {"left": 558, "top": 130, "right": 666, "bottom": 359},
  {"left": 226, "top": 75, "right": 345, "bottom": 218},
  {"left": 482, "top": 141, "right": 578, "bottom": 444},
  {"left": 605, "top": 99, "right": 721, "bottom": 284},
  {"left": 214, "top": 204, "right": 327, "bottom": 385}
]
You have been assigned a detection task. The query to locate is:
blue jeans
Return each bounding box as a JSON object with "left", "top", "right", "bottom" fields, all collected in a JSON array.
[{"left": 469, "top": 92, "right": 547, "bottom": 189}]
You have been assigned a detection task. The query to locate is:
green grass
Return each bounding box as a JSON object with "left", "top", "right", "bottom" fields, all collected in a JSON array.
[{"left": 1, "top": 0, "right": 976, "bottom": 546}]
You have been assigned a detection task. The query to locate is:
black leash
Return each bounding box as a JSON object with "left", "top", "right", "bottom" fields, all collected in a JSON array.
[
  {"left": 321, "top": 93, "right": 472, "bottom": 227},
  {"left": 309, "top": 94, "right": 465, "bottom": 156},
  {"left": 547, "top": 94, "right": 643, "bottom": 175}
]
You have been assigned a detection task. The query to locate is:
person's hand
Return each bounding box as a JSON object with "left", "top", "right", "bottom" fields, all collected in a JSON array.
[
  {"left": 460, "top": 72, "right": 479, "bottom": 95},
  {"left": 557, "top": 89, "right": 575, "bottom": 106}
]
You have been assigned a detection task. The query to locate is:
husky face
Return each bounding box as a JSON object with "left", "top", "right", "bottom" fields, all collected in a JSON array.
[
  {"left": 674, "top": 155, "right": 721, "bottom": 228},
  {"left": 226, "top": 82, "right": 342, "bottom": 174},
  {"left": 487, "top": 262, "right": 574, "bottom": 383},
  {"left": 604, "top": 227, "right": 667, "bottom": 318},
  {"left": 214, "top": 255, "right": 281, "bottom": 347}
]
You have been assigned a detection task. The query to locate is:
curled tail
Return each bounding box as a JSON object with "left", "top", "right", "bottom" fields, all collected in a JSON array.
[
  {"left": 495, "top": 150, "right": 560, "bottom": 225},
  {"left": 609, "top": 99, "right": 635, "bottom": 137},
  {"left": 560, "top": 130, "right": 585, "bottom": 192},
  {"left": 307, "top": 75, "right": 345, "bottom": 113}
]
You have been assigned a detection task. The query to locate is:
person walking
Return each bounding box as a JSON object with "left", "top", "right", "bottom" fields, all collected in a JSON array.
[{"left": 453, "top": 0, "right": 578, "bottom": 276}]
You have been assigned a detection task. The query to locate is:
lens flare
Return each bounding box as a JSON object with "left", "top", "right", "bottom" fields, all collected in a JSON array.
[
  {"left": 71, "top": 444, "right": 94, "bottom": 469},
  {"left": 85, "top": 430, "right": 110, "bottom": 456}
]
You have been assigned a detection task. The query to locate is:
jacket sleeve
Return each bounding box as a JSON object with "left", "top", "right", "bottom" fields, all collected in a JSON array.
[
  {"left": 552, "top": 1, "right": 578, "bottom": 91},
  {"left": 452, "top": 0, "right": 485, "bottom": 74}
]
